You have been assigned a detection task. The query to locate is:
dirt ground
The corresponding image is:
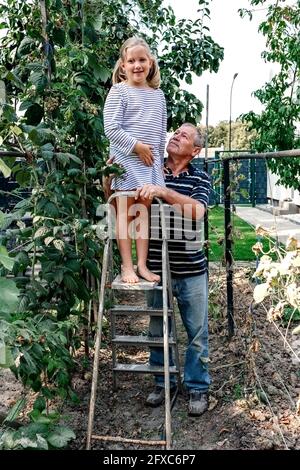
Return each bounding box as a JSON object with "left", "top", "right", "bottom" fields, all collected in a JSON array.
[{"left": 1, "top": 266, "right": 300, "bottom": 450}]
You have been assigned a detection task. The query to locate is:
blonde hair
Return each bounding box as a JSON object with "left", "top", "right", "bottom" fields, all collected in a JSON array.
[{"left": 112, "top": 37, "right": 161, "bottom": 89}]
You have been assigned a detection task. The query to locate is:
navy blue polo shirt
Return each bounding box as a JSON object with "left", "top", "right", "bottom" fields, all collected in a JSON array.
[{"left": 148, "top": 163, "right": 211, "bottom": 278}]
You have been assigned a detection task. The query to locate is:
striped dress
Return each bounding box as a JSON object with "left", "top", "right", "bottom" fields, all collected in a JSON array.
[{"left": 103, "top": 82, "right": 167, "bottom": 190}]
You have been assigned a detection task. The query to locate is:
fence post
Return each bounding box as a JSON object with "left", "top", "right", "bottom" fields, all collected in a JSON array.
[
  {"left": 250, "top": 150, "right": 256, "bottom": 207},
  {"left": 203, "top": 160, "right": 209, "bottom": 265},
  {"left": 223, "top": 158, "right": 234, "bottom": 338},
  {"left": 215, "top": 151, "right": 221, "bottom": 206}
]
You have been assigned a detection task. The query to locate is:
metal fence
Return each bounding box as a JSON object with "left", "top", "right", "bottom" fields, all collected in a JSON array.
[{"left": 193, "top": 151, "right": 268, "bottom": 206}]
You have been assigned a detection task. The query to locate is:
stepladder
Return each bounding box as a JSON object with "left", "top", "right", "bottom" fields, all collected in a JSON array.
[{"left": 86, "top": 191, "right": 181, "bottom": 450}]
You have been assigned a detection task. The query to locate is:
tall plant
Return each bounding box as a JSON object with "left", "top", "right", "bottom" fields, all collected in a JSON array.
[{"left": 240, "top": 0, "right": 300, "bottom": 189}]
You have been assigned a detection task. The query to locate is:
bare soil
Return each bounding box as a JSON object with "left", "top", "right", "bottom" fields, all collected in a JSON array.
[{"left": 1, "top": 266, "right": 300, "bottom": 450}]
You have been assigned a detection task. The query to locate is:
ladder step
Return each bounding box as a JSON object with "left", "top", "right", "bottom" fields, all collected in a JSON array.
[
  {"left": 110, "top": 305, "right": 172, "bottom": 316},
  {"left": 112, "top": 274, "right": 159, "bottom": 290},
  {"left": 91, "top": 434, "right": 166, "bottom": 446},
  {"left": 113, "top": 363, "right": 179, "bottom": 374},
  {"left": 112, "top": 335, "right": 176, "bottom": 346}
]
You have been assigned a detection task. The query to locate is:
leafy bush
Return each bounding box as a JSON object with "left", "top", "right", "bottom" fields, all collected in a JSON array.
[{"left": 253, "top": 229, "right": 300, "bottom": 336}]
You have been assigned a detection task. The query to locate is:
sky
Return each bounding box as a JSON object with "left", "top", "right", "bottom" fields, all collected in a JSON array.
[{"left": 169, "top": 0, "right": 279, "bottom": 125}]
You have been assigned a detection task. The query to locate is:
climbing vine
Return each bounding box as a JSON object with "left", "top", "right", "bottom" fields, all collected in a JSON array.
[{"left": 0, "top": 0, "right": 223, "bottom": 446}]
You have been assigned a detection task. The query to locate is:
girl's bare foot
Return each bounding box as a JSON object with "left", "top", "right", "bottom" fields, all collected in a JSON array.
[
  {"left": 137, "top": 265, "right": 160, "bottom": 283},
  {"left": 121, "top": 266, "right": 139, "bottom": 283}
]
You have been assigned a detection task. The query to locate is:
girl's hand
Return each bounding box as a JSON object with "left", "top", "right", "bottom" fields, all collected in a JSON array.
[{"left": 134, "top": 141, "right": 154, "bottom": 166}]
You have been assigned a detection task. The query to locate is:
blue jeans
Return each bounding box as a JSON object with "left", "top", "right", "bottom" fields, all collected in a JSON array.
[{"left": 147, "top": 273, "right": 210, "bottom": 392}]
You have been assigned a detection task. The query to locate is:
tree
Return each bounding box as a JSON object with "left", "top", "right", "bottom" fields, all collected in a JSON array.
[
  {"left": 206, "top": 120, "right": 256, "bottom": 150},
  {"left": 239, "top": 0, "right": 300, "bottom": 189},
  {"left": 0, "top": 0, "right": 224, "bottom": 413}
]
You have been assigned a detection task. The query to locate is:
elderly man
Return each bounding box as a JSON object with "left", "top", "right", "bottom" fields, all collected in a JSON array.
[{"left": 135, "top": 123, "right": 211, "bottom": 416}]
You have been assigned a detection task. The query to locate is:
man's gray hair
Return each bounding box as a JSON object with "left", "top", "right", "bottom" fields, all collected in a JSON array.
[{"left": 181, "top": 123, "right": 205, "bottom": 148}]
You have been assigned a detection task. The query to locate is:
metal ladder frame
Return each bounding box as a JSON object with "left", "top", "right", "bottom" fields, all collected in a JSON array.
[{"left": 86, "top": 192, "right": 181, "bottom": 450}]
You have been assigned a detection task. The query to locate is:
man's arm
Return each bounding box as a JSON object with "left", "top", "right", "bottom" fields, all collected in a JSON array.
[{"left": 135, "top": 184, "right": 205, "bottom": 220}]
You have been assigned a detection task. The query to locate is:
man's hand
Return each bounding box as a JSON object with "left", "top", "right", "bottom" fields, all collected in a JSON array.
[
  {"left": 135, "top": 184, "right": 166, "bottom": 201},
  {"left": 136, "top": 183, "right": 205, "bottom": 220},
  {"left": 134, "top": 141, "right": 154, "bottom": 166}
]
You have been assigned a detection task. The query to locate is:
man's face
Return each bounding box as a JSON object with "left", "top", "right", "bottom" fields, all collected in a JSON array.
[{"left": 167, "top": 126, "right": 199, "bottom": 158}]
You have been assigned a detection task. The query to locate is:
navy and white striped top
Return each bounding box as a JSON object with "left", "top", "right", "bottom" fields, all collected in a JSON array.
[
  {"left": 103, "top": 82, "right": 167, "bottom": 190},
  {"left": 148, "top": 164, "right": 211, "bottom": 278}
]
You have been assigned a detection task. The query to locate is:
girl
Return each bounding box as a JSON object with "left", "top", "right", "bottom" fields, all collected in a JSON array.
[{"left": 104, "top": 37, "right": 167, "bottom": 283}]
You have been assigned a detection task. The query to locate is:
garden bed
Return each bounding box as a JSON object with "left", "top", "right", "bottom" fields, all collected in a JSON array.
[{"left": 1, "top": 266, "right": 300, "bottom": 450}]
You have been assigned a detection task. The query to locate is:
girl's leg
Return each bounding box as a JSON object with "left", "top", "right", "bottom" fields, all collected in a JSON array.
[
  {"left": 116, "top": 195, "right": 139, "bottom": 283},
  {"left": 135, "top": 198, "right": 160, "bottom": 283}
]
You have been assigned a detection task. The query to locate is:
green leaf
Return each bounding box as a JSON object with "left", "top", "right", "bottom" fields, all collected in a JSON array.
[
  {"left": 23, "top": 351, "right": 38, "bottom": 374},
  {"left": 0, "top": 159, "right": 12, "bottom": 178},
  {"left": 10, "top": 124, "right": 22, "bottom": 136},
  {"left": 67, "top": 168, "right": 81, "bottom": 177},
  {"left": 29, "top": 127, "right": 56, "bottom": 146},
  {"left": 6, "top": 71, "right": 25, "bottom": 91},
  {"left": 16, "top": 169, "right": 31, "bottom": 187},
  {"left": 17, "top": 37, "right": 35, "bottom": 56},
  {"left": 0, "top": 246, "right": 15, "bottom": 271},
  {"left": 96, "top": 65, "right": 111, "bottom": 83},
  {"left": 0, "top": 80, "right": 6, "bottom": 105},
  {"left": 0, "top": 211, "right": 5, "bottom": 227},
  {"left": 14, "top": 250, "right": 30, "bottom": 269},
  {"left": 29, "top": 409, "right": 53, "bottom": 424},
  {"left": 63, "top": 274, "right": 78, "bottom": 292},
  {"left": 17, "top": 434, "right": 49, "bottom": 450},
  {"left": 55, "top": 152, "right": 69, "bottom": 166},
  {"left": 55, "top": 151, "right": 81, "bottom": 165},
  {"left": 76, "top": 279, "right": 90, "bottom": 302},
  {"left": 65, "top": 259, "right": 81, "bottom": 273},
  {"left": 92, "top": 14, "right": 103, "bottom": 32},
  {"left": 53, "top": 270, "right": 64, "bottom": 284},
  {"left": 44, "top": 201, "right": 59, "bottom": 218},
  {"left": 4, "top": 397, "right": 26, "bottom": 423},
  {"left": 29, "top": 71, "right": 48, "bottom": 93},
  {"left": 19, "top": 100, "right": 34, "bottom": 111},
  {"left": 0, "top": 429, "right": 17, "bottom": 449},
  {"left": 185, "top": 73, "right": 192, "bottom": 85},
  {"left": 68, "top": 154, "right": 81, "bottom": 164},
  {"left": 40, "top": 143, "right": 54, "bottom": 152},
  {"left": 1, "top": 104, "right": 17, "bottom": 122},
  {"left": 0, "top": 278, "right": 20, "bottom": 313},
  {"left": 47, "top": 426, "right": 76, "bottom": 449},
  {"left": 0, "top": 344, "right": 15, "bottom": 368},
  {"left": 82, "top": 259, "right": 100, "bottom": 279},
  {"left": 41, "top": 150, "right": 54, "bottom": 160}
]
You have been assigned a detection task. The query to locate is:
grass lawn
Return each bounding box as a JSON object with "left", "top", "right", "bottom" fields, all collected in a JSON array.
[
  {"left": 208, "top": 206, "right": 269, "bottom": 262},
  {"left": 131, "top": 206, "right": 270, "bottom": 263}
]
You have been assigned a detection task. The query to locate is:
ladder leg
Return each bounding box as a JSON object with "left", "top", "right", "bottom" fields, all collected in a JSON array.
[
  {"left": 162, "top": 239, "right": 172, "bottom": 450},
  {"left": 166, "top": 258, "right": 182, "bottom": 395},
  {"left": 108, "top": 241, "right": 118, "bottom": 391},
  {"left": 111, "top": 313, "right": 118, "bottom": 391},
  {"left": 86, "top": 240, "right": 110, "bottom": 450}
]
